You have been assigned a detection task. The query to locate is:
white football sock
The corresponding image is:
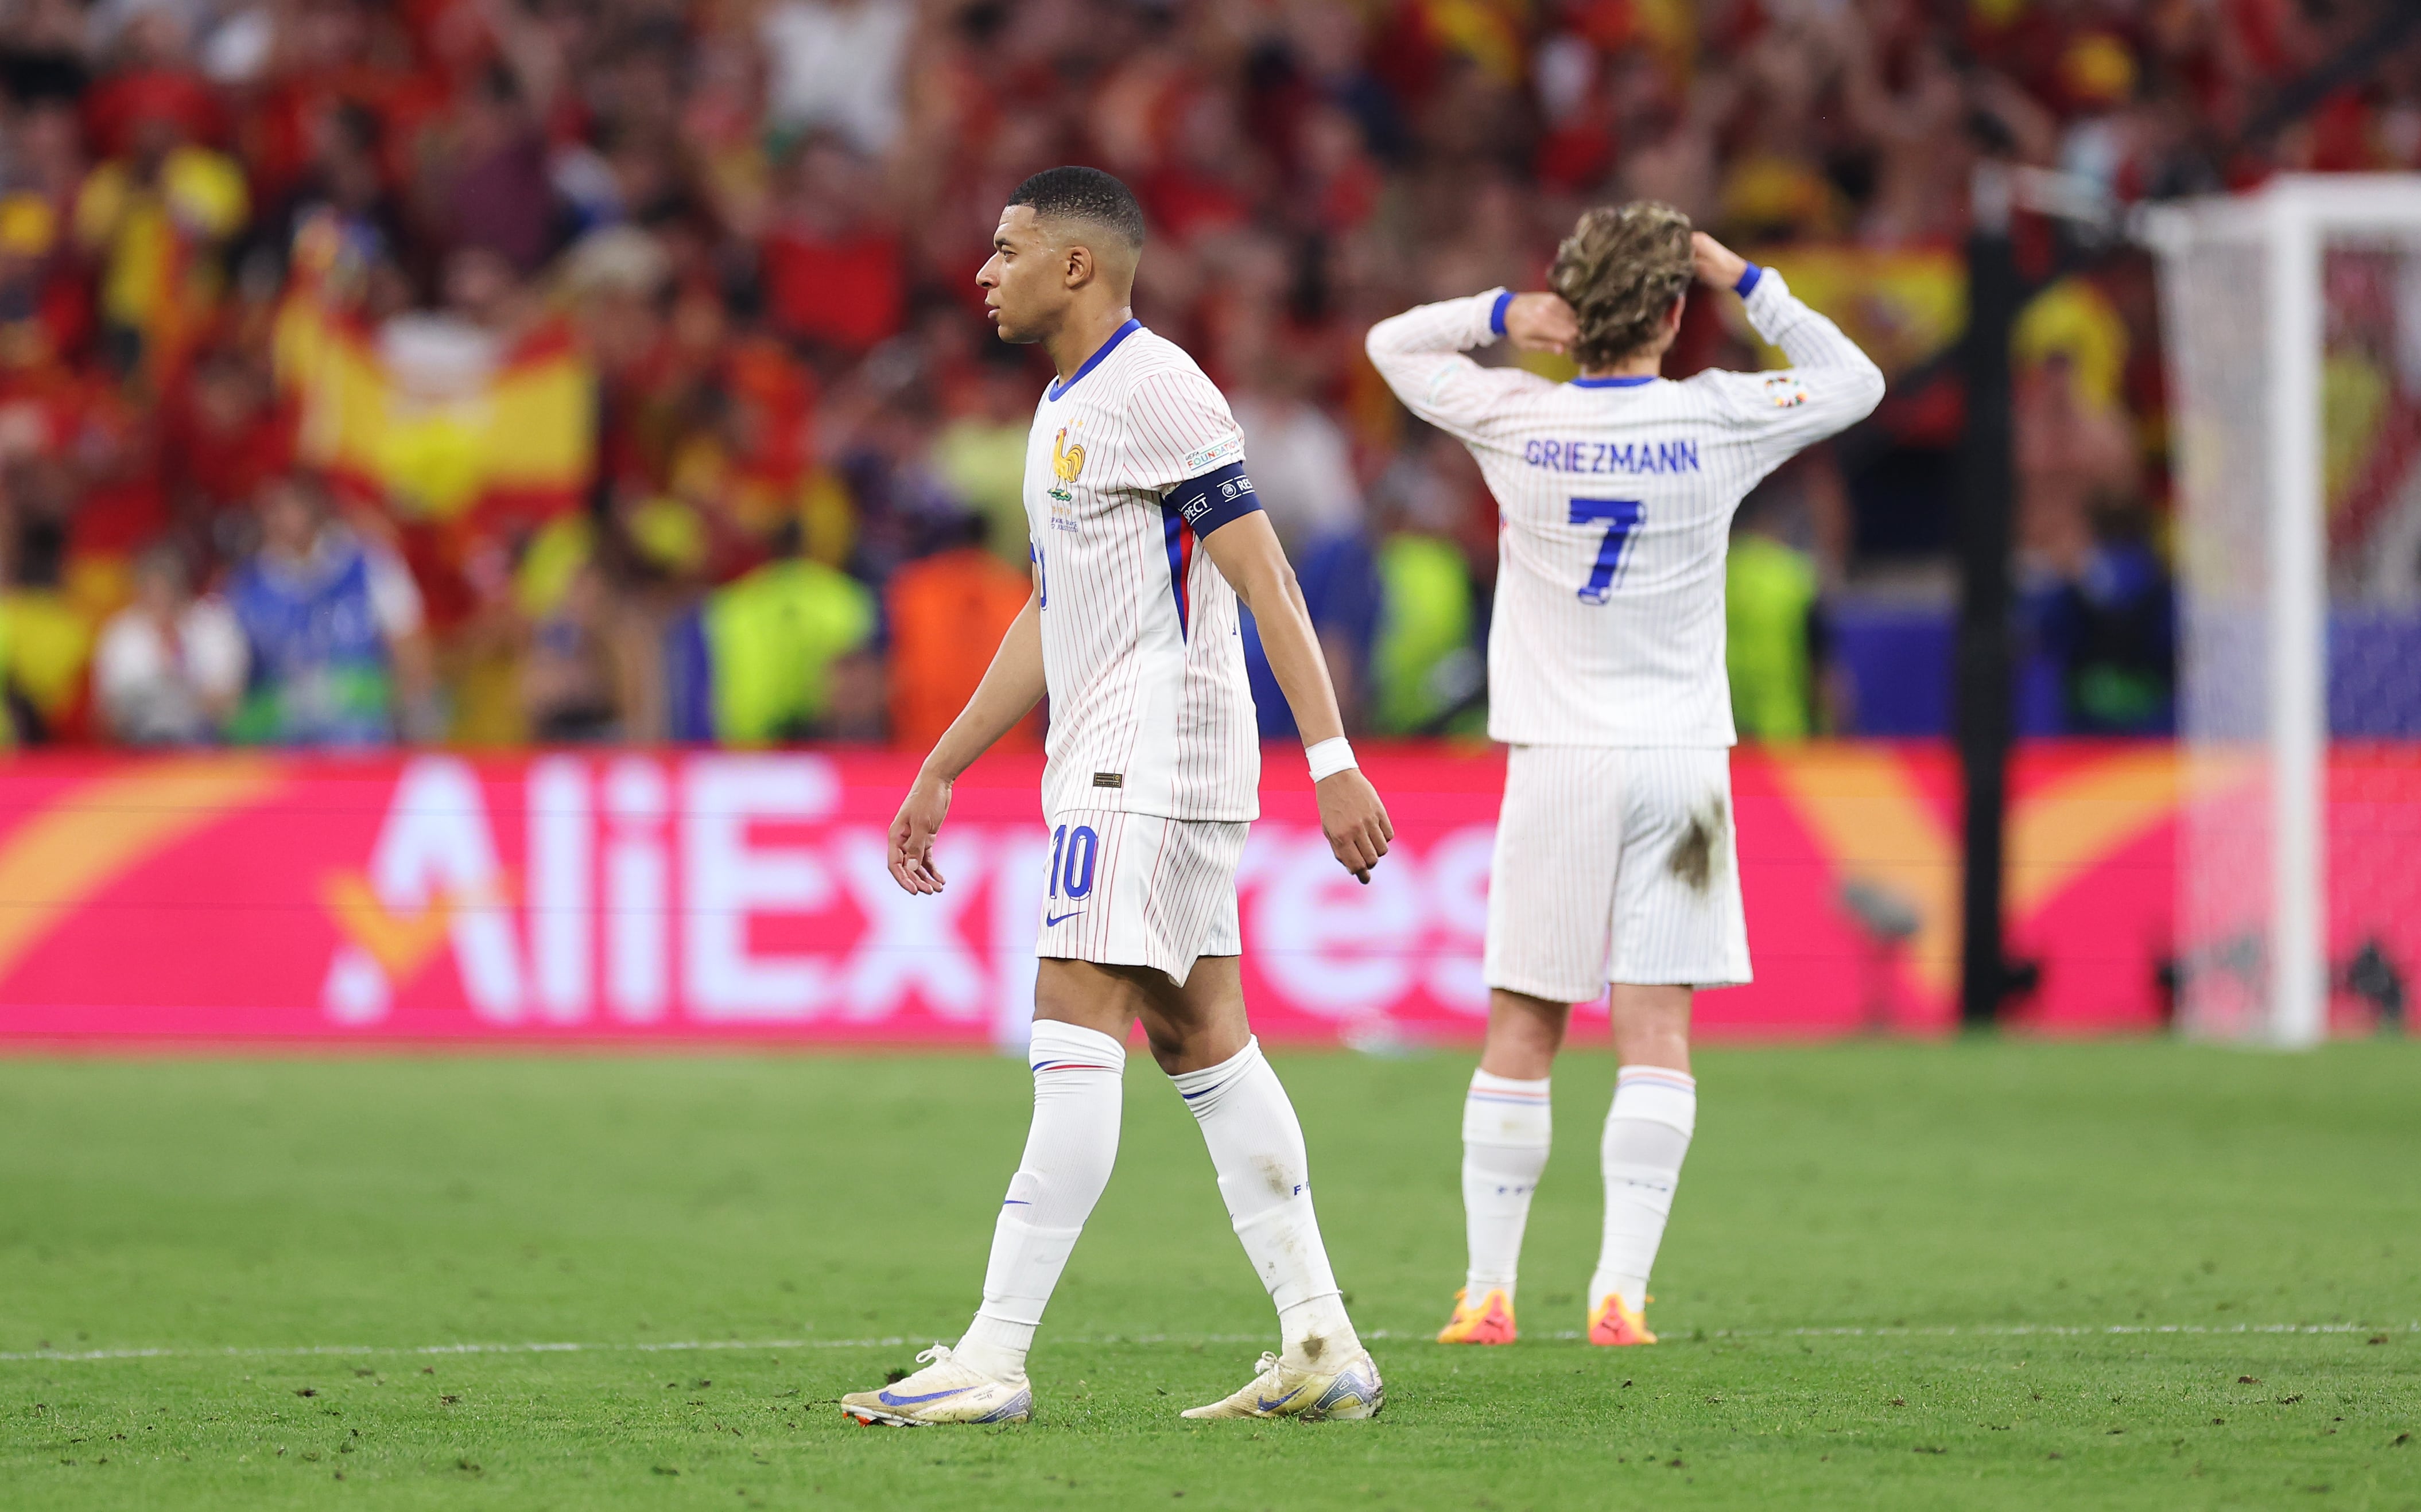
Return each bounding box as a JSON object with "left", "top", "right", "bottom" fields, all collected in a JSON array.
[
  {"left": 1170, "top": 1036, "right": 1361, "bottom": 1371},
  {"left": 1461, "top": 1069, "right": 1552, "bottom": 1299},
  {"left": 1588, "top": 1065, "right": 1697, "bottom": 1311},
  {"left": 954, "top": 1020, "right": 1126, "bottom": 1383}
]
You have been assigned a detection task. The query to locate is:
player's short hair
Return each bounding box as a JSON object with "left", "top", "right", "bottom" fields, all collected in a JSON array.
[
  {"left": 1008, "top": 166, "right": 1147, "bottom": 252},
  {"left": 1550, "top": 201, "right": 1695, "bottom": 368}
]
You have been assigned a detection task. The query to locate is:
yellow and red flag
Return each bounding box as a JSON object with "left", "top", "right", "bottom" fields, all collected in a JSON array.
[{"left": 272, "top": 234, "right": 593, "bottom": 529}]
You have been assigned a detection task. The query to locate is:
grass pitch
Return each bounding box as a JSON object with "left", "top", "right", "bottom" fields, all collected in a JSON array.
[{"left": 1, "top": 1040, "right": 2415, "bottom": 1510}]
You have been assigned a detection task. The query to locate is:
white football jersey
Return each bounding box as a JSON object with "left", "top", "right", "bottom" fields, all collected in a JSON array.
[
  {"left": 1365, "top": 270, "right": 1884, "bottom": 747},
  {"left": 1024, "top": 320, "right": 1261, "bottom": 822}
]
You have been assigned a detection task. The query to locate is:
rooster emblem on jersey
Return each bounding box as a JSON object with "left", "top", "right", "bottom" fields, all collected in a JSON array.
[{"left": 1049, "top": 426, "right": 1085, "bottom": 502}]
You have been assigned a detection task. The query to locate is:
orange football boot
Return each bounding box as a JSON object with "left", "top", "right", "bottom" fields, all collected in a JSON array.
[
  {"left": 1435, "top": 1287, "right": 1518, "bottom": 1344},
  {"left": 1587, "top": 1292, "right": 1656, "bottom": 1346}
]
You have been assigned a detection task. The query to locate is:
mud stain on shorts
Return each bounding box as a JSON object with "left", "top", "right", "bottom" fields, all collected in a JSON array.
[{"left": 1669, "top": 798, "right": 1728, "bottom": 893}]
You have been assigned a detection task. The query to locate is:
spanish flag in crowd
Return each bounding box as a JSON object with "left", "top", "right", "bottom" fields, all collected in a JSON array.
[{"left": 271, "top": 216, "right": 593, "bottom": 529}]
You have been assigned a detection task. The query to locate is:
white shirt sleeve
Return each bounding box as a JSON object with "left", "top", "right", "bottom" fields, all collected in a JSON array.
[
  {"left": 363, "top": 547, "right": 426, "bottom": 642},
  {"left": 1693, "top": 267, "right": 1887, "bottom": 470},
  {"left": 92, "top": 612, "right": 165, "bottom": 722},
  {"left": 1123, "top": 368, "right": 1247, "bottom": 492},
  {"left": 1364, "top": 289, "right": 1554, "bottom": 446},
  {"left": 181, "top": 596, "right": 249, "bottom": 702}
]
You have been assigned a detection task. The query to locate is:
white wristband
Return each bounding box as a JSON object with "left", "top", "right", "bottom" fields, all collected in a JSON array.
[{"left": 1306, "top": 737, "right": 1358, "bottom": 783}]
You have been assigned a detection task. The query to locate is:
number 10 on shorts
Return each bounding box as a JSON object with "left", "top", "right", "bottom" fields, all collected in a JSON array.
[
  {"left": 1049, "top": 823, "right": 1099, "bottom": 900},
  {"left": 1570, "top": 496, "right": 1643, "bottom": 604}
]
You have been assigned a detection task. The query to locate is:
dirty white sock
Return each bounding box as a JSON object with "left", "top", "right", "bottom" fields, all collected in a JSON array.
[
  {"left": 1462, "top": 1069, "right": 1552, "bottom": 1298},
  {"left": 955, "top": 1020, "right": 1125, "bottom": 1382},
  {"left": 1170, "top": 1037, "right": 1361, "bottom": 1371},
  {"left": 1588, "top": 1065, "right": 1696, "bottom": 1311}
]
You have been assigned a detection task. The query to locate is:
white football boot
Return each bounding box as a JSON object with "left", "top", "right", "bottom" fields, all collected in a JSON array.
[
  {"left": 1180, "top": 1349, "right": 1384, "bottom": 1420},
  {"left": 839, "top": 1344, "right": 1033, "bottom": 1427}
]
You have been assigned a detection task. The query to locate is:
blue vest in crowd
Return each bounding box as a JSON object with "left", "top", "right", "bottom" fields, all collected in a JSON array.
[{"left": 226, "top": 535, "right": 395, "bottom": 747}]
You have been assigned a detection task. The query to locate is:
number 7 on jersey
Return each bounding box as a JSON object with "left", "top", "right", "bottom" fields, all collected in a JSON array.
[{"left": 1569, "top": 497, "right": 1644, "bottom": 604}]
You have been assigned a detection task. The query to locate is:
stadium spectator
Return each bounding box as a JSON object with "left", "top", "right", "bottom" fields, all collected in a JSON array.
[
  {"left": 160, "top": 344, "right": 290, "bottom": 524},
  {"left": 691, "top": 520, "right": 877, "bottom": 746},
  {"left": 519, "top": 552, "right": 624, "bottom": 744},
  {"left": 760, "top": 138, "right": 905, "bottom": 356},
  {"left": 1232, "top": 357, "right": 1364, "bottom": 554},
  {"left": 0, "top": 511, "right": 11, "bottom": 747},
  {"left": 929, "top": 344, "right": 1042, "bottom": 572},
  {"left": 1727, "top": 450, "right": 1850, "bottom": 740},
  {"left": 1726, "top": 501, "right": 1826, "bottom": 743},
  {"left": 92, "top": 538, "right": 245, "bottom": 745},
  {"left": 1, "top": 462, "right": 95, "bottom": 743},
  {"left": 884, "top": 512, "right": 1037, "bottom": 752},
  {"left": 1243, "top": 525, "right": 1382, "bottom": 740},
  {"left": 426, "top": 64, "right": 557, "bottom": 277},
  {"left": 1364, "top": 428, "right": 1486, "bottom": 736},
  {"left": 759, "top": 0, "right": 914, "bottom": 157},
  {"left": 2026, "top": 506, "right": 2179, "bottom": 736},
  {"left": 223, "top": 474, "right": 434, "bottom": 748},
  {"left": 2015, "top": 349, "right": 2141, "bottom": 591},
  {"left": 72, "top": 79, "right": 247, "bottom": 383}
]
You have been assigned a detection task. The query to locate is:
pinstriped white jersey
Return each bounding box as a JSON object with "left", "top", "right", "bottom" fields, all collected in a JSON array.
[
  {"left": 1365, "top": 270, "right": 1885, "bottom": 747},
  {"left": 1025, "top": 320, "right": 1260, "bottom": 823}
]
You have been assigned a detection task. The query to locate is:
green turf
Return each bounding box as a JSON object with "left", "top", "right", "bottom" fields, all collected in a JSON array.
[{"left": 0, "top": 1041, "right": 2415, "bottom": 1510}]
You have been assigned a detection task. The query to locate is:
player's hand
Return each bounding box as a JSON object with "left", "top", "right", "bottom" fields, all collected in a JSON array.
[
  {"left": 1314, "top": 768, "right": 1394, "bottom": 884},
  {"left": 1503, "top": 293, "right": 1578, "bottom": 356},
  {"left": 1691, "top": 232, "right": 1749, "bottom": 293},
  {"left": 887, "top": 768, "right": 953, "bottom": 895}
]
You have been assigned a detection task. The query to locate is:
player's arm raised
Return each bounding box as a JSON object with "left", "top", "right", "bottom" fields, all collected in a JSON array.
[
  {"left": 1693, "top": 231, "right": 1885, "bottom": 449},
  {"left": 887, "top": 587, "right": 1046, "bottom": 895},
  {"left": 1364, "top": 288, "right": 1559, "bottom": 445},
  {"left": 1199, "top": 512, "right": 1394, "bottom": 884}
]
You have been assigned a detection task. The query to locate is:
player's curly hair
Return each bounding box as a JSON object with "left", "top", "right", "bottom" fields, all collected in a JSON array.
[{"left": 1549, "top": 202, "right": 1695, "bottom": 368}]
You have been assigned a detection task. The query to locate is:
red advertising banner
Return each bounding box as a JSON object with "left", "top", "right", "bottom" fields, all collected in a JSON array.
[{"left": 0, "top": 745, "right": 2412, "bottom": 1045}]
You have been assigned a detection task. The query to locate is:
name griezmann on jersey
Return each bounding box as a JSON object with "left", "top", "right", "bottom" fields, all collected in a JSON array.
[
  {"left": 1524, "top": 437, "right": 1703, "bottom": 475},
  {"left": 1364, "top": 266, "right": 1884, "bottom": 749}
]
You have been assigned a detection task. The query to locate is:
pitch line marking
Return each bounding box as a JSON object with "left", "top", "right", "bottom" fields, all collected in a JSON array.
[
  {"left": 0, "top": 1334, "right": 1278, "bottom": 1364},
  {"left": 1, "top": 1322, "right": 2412, "bottom": 1365},
  {"left": 1718, "top": 1323, "right": 2421, "bottom": 1339}
]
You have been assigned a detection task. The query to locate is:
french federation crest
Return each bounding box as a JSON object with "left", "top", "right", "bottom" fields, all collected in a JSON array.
[{"left": 1049, "top": 426, "right": 1085, "bottom": 502}]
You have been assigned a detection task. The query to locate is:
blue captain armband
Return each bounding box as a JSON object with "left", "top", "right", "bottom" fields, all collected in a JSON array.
[{"left": 1165, "top": 461, "right": 1262, "bottom": 538}]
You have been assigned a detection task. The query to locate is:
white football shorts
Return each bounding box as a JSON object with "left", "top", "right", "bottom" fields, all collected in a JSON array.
[
  {"left": 1484, "top": 744, "right": 1752, "bottom": 1001},
  {"left": 1033, "top": 807, "right": 1248, "bottom": 985}
]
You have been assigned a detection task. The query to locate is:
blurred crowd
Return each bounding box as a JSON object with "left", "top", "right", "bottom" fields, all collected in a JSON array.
[{"left": 0, "top": 0, "right": 2407, "bottom": 751}]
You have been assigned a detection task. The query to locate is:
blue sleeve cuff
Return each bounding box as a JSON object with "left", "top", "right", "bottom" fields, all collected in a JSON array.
[
  {"left": 1488, "top": 289, "right": 1514, "bottom": 338},
  {"left": 1734, "top": 263, "right": 1763, "bottom": 297},
  {"left": 1165, "top": 461, "right": 1262, "bottom": 539}
]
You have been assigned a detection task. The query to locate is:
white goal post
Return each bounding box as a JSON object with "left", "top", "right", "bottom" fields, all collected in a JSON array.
[{"left": 2144, "top": 174, "right": 2421, "bottom": 1047}]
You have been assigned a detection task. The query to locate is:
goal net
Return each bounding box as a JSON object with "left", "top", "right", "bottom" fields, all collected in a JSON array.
[{"left": 2147, "top": 175, "right": 2421, "bottom": 1045}]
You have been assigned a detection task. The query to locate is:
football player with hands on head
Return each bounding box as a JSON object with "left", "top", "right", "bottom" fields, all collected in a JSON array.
[
  {"left": 1367, "top": 207, "right": 1883, "bottom": 1350},
  {"left": 842, "top": 167, "right": 1391, "bottom": 1429}
]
